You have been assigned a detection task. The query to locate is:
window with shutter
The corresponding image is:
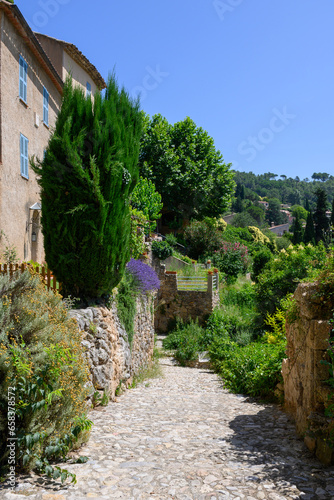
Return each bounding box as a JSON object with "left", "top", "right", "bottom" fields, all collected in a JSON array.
[
  {"left": 19, "top": 56, "right": 27, "bottom": 103},
  {"left": 20, "top": 134, "right": 29, "bottom": 179}
]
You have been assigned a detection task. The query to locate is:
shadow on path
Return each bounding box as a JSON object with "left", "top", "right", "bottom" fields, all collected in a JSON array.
[{"left": 214, "top": 404, "right": 334, "bottom": 498}]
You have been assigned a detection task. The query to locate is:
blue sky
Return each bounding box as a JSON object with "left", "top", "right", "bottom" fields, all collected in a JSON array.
[{"left": 15, "top": 0, "right": 334, "bottom": 180}]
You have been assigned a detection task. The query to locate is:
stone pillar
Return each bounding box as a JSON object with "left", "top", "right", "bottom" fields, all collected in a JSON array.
[{"left": 207, "top": 273, "right": 213, "bottom": 294}]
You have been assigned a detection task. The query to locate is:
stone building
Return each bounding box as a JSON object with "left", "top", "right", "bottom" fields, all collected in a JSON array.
[{"left": 0, "top": 0, "right": 105, "bottom": 263}]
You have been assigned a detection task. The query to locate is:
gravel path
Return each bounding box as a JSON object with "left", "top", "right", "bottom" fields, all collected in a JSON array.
[{"left": 2, "top": 357, "right": 334, "bottom": 500}]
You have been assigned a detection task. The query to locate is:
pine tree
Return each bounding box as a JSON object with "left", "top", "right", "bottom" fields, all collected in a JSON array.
[
  {"left": 314, "top": 187, "right": 329, "bottom": 243},
  {"left": 303, "top": 211, "right": 316, "bottom": 245},
  {"left": 32, "top": 76, "right": 142, "bottom": 299},
  {"left": 331, "top": 198, "right": 334, "bottom": 228}
]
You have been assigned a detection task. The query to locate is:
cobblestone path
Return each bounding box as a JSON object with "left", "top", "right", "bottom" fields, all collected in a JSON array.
[{"left": 3, "top": 358, "right": 334, "bottom": 500}]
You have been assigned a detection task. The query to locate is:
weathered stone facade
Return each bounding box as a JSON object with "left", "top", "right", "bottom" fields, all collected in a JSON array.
[
  {"left": 282, "top": 282, "right": 334, "bottom": 464},
  {"left": 69, "top": 294, "right": 155, "bottom": 400},
  {"left": 155, "top": 266, "right": 219, "bottom": 332},
  {"left": 0, "top": 4, "right": 62, "bottom": 262},
  {"left": 0, "top": 2, "right": 105, "bottom": 263}
]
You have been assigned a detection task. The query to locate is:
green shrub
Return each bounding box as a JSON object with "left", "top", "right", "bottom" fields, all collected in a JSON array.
[
  {"left": 209, "top": 337, "right": 286, "bottom": 398},
  {"left": 212, "top": 241, "right": 250, "bottom": 284},
  {"left": 129, "top": 208, "right": 147, "bottom": 259},
  {"left": 251, "top": 248, "right": 273, "bottom": 282},
  {"left": 164, "top": 234, "right": 178, "bottom": 248},
  {"left": 255, "top": 243, "right": 327, "bottom": 318},
  {"left": 183, "top": 220, "right": 225, "bottom": 259},
  {"left": 220, "top": 279, "right": 256, "bottom": 309},
  {"left": 208, "top": 290, "right": 259, "bottom": 347},
  {"left": 162, "top": 319, "right": 206, "bottom": 365},
  {"left": 263, "top": 308, "right": 286, "bottom": 344},
  {"left": 151, "top": 240, "right": 173, "bottom": 260},
  {"left": 0, "top": 271, "right": 90, "bottom": 482},
  {"left": 130, "top": 176, "right": 163, "bottom": 233}
]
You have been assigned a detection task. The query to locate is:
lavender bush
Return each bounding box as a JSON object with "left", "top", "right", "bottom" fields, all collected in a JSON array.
[{"left": 126, "top": 258, "right": 160, "bottom": 293}]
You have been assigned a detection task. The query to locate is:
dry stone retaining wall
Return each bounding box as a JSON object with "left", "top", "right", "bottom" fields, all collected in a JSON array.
[
  {"left": 69, "top": 294, "right": 155, "bottom": 401},
  {"left": 282, "top": 282, "right": 334, "bottom": 464}
]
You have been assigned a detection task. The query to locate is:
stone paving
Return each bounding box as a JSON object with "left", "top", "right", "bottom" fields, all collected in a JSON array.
[{"left": 2, "top": 357, "right": 334, "bottom": 500}]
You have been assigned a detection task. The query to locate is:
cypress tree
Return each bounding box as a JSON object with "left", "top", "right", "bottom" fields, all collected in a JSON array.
[
  {"left": 32, "top": 76, "right": 142, "bottom": 299},
  {"left": 234, "top": 196, "right": 243, "bottom": 213},
  {"left": 292, "top": 213, "right": 304, "bottom": 244},
  {"left": 314, "top": 187, "right": 329, "bottom": 243},
  {"left": 304, "top": 211, "right": 316, "bottom": 245}
]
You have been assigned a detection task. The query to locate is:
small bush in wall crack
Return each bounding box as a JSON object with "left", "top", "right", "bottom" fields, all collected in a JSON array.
[{"left": 117, "top": 259, "right": 159, "bottom": 345}]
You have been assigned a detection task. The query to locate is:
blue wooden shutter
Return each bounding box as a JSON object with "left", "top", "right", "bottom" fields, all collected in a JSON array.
[
  {"left": 86, "top": 82, "right": 91, "bottom": 97},
  {"left": 43, "top": 87, "right": 49, "bottom": 125},
  {"left": 19, "top": 56, "right": 27, "bottom": 102},
  {"left": 20, "top": 134, "right": 29, "bottom": 179}
]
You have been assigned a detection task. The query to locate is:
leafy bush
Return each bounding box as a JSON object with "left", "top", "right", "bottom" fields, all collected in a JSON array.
[
  {"left": 255, "top": 243, "right": 327, "bottom": 318},
  {"left": 151, "top": 240, "right": 173, "bottom": 260},
  {"left": 162, "top": 319, "right": 206, "bottom": 365},
  {"left": 0, "top": 271, "right": 90, "bottom": 482},
  {"left": 251, "top": 247, "right": 273, "bottom": 282},
  {"left": 183, "top": 220, "right": 225, "bottom": 259},
  {"left": 263, "top": 308, "right": 286, "bottom": 344},
  {"left": 212, "top": 241, "right": 250, "bottom": 284},
  {"left": 209, "top": 338, "right": 286, "bottom": 398},
  {"left": 130, "top": 176, "right": 163, "bottom": 232},
  {"left": 164, "top": 234, "right": 178, "bottom": 248},
  {"left": 129, "top": 208, "right": 147, "bottom": 259},
  {"left": 211, "top": 282, "right": 259, "bottom": 345}
]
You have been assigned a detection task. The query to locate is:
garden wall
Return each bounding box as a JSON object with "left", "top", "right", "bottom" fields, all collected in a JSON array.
[
  {"left": 282, "top": 282, "right": 333, "bottom": 464},
  {"left": 155, "top": 265, "right": 219, "bottom": 332},
  {"left": 69, "top": 293, "right": 155, "bottom": 400}
]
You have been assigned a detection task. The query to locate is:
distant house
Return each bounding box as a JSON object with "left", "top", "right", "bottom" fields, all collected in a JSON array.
[
  {"left": 280, "top": 210, "right": 294, "bottom": 224},
  {"left": 0, "top": 1, "right": 105, "bottom": 263},
  {"left": 258, "top": 201, "right": 269, "bottom": 210},
  {"left": 268, "top": 223, "right": 291, "bottom": 236}
]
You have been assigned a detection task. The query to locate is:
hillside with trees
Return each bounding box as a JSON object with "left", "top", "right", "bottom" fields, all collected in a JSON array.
[{"left": 232, "top": 170, "right": 334, "bottom": 208}]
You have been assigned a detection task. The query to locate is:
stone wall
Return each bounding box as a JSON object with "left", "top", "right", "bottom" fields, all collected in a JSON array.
[
  {"left": 155, "top": 266, "right": 219, "bottom": 332},
  {"left": 69, "top": 293, "right": 155, "bottom": 400},
  {"left": 282, "top": 282, "right": 333, "bottom": 464}
]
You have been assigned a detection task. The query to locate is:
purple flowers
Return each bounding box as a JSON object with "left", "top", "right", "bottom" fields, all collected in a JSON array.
[{"left": 126, "top": 258, "right": 160, "bottom": 293}]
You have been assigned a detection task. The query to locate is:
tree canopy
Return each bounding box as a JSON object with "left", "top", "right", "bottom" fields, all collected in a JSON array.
[{"left": 139, "top": 114, "right": 235, "bottom": 220}]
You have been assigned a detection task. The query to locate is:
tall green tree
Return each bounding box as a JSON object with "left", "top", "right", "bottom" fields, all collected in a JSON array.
[
  {"left": 314, "top": 187, "right": 329, "bottom": 243},
  {"left": 292, "top": 213, "right": 304, "bottom": 244},
  {"left": 331, "top": 198, "right": 334, "bottom": 228},
  {"left": 303, "top": 210, "right": 316, "bottom": 245},
  {"left": 32, "top": 77, "right": 142, "bottom": 299},
  {"left": 139, "top": 114, "right": 235, "bottom": 220},
  {"left": 266, "top": 198, "right": 288, "bottom": 226}
]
